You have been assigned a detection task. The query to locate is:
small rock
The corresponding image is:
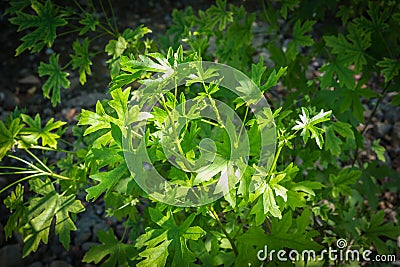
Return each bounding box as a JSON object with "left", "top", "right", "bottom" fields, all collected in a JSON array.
[
  {"left": 65, "top": 92, "right": 108, "bottom": 108},
  {"left": 0, "top": 244, "right": 22, "bottom": 267},
  {"left": 0, "top": 89, "right": 20, "bottom": 109},
  {"left": 28, "top": 262, "right": 44, "bottom": 267},
  {"left": 61, "top": 108, "right": 77, "bottom": 122},
  {"left": 81, "top": 242, "right": 98, "bottom": 251},
  {"left": 45, "top": 48, "right": 54, "bottom": 55},
  {"left": 68, "top": 77, "right": 80, "bottom": 91},
  {"left": 49, "top": 260, "right": 72, "bottom": 267},
  {"left": 92, "top": 222, "right": 109, "bottom": 241},
  {"left": 18, "top": 75, "right": 40, "bottom": 85},
  {"left": 68, "top": 245, "right": 83, "bottom": 264},
  {"left": 50, "top": 237, "right": 65, "bottom": 256},
  {"left": 385, "top": 109, "right": 400, "bottom": 123},
  {"left": 392, "top": 122, "right": 400, "bottom": 144},
  {"left": 94, "top": 205, "right": 103, "bottom": 216},
  {"left": 74, "top": 227, "right": 92, "bottom": 244},
  {"left": 374, "top": 121, "right": 392, "bottom": 137},
  {"left": 115, "top": 224, "right": 126, "bottom": 239},
  {"left": 43, "top": 108, "right": 53, "bottom": 116}
]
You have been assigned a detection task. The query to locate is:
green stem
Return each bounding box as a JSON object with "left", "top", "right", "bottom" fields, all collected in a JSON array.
[
  {"left": 236, "top": 106, "right": 249, "bottom": 148},
  {"left": 58, "top": 28, "right": 81, "bottom": 38},
  {"left": 351, "top": 81, "right": 391, "bottom": 167},
  {"left": 99, "top": 0, "right": 117, "bottom": 36},
  {"left": 158, "top": 94, "right": 187, "bottom": 161},
  {"left": 107, "top": 0, "right": 119, "bottom": 34},
  {"left": 120, "top": 221, "right": 129, "bottom": 242},
  {"left": 8, "top": 155, "right": 43, "bottom": 173},
  {"left": 24, "top": 149, "right": 52, "bottom": 173},
  {"left": 62, "top": 60, "right": 73, "bottom": 70},
  {"left": 98, "top": 23, "right": 117, "bottom": 37},
  {"left": 209, "top": 206, "right": 239, "bottom": 257},
  {"left": 0, "top": 166, "right": 30, "bottom": 171},
  {"left": 200, "top": 118, "right": 220, "bottom": 127},
  {"left": 232, "top": 204, "right": 254, "bottom": 240},
  {"left": 378, "top": 31, "right": 393, "bottom": 58},
  {"left": 46, "top": 172, "right": 73, "bottom": 181},
  {"left": 0, "top": 173, "right": 44, "bottom": 195},
  {"left": 268, "top": 143, "right": 283, "bottom": 176},
  {"left": 207, "top": 93, "right": 224, "bottom": 127},
  {"left": 0, "top": 171, "right": 40, "bottom": 175},
  {"left": 30, "top": 145, "right": 76, "bottom": 154}
]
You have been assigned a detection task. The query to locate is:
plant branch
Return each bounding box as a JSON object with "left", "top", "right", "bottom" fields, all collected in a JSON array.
[
  {"left": 351, "top": 81, "right": 391, "bottom": 166},
  {"left": 209, "top": 206, "right": 238, "bottom": 257}
]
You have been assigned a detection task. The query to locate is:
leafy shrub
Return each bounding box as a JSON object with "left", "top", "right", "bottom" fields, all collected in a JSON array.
[{"left": 1, "top": 0, "right": 399, "bottom": 266}]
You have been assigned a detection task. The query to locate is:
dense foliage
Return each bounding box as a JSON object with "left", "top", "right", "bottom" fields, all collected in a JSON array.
[{"left": 1, "top": 0, "right": 400, "bottom": 266}]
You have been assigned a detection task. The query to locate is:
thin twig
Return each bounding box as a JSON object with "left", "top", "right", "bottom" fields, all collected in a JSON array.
[
  {"left": 209, "top": 206, "right": 239, "bottom": 256},
  {"left": 351, "top": 81, "right": 391, "bottom": 167}
]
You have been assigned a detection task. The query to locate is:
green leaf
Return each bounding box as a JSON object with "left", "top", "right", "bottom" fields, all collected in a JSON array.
[
  {"left": 182, "top": 226, "right": 206, "bottom": 240},
  {"left": 251, "top": 56, "right": 266, "bottom": 88},
  {"left": 4, "top": 184, "right": 26, "bottom": 240},
  {"left": 354, "top": 2, "right": 389, "bottom": 33},
  {"left": 105, "top": 26, "right": 152, "bottom": 77},
  {"left": 138, "top": 239, "right": 171, "bottom": 267},
  {"left": 279, "top": 0, "right": 300, "bottom": 20},
  {"left": 0, "top": 118, "right": 24, "bottom": 160},
  {"left": 136, "top": 210, "right": 204, "bottom": 267},
  {"left": 236, "top": 226, "right": 268, "bottom": 265},
  {"left": 206, "top": 0, "right": 233, "bottom": 31},
  {"left": 392, "top": 93, "right": 400, "bottom": 106},
  {"left": 324, "top": 23, "right": 371, "bottom": 72},
  {"left": 292, "top": 108, "right": 332, "bottom": 148},
  {"left": 122, "top": 25, "right": 152, "bottom": 42},
  {"left": 194, "top": 156, "right": 227, "bottom": 184},
  {"left": 336, "top": 5, "right": 353, "bottom": 25},
  {"left": 265, "top": 211, "right": 322, "bottom": 251},
  {"left": 79, "top": 13, "right": 99, "bottom": 35},
  {"left": 376, "top": 58, "right": 400, "bottom": 83},
  {"left": 260, "top": 67, "right": 287, "bottom": 92},
  {"left": 329, "top": 168, "right": 361, "bottom": 198},
  {"left": 125, "top": 54, "right": 172, "bottom": 73},
  {"left": 78, "top": 88, "right": 129, "bottom": 139},
  {"left": 289, "top": 181, "right": 324, "bottom": 197},
  {"left": 20, "top": 114, "right": 66, "bottom": 148},
  {"left": 79, "top": 102, "right": 113, "bottom": 136},
  {"left": 320, "top": 58, "right": 355, "bottom": 89},
  {"left": 324, "top": 121, "right": 354, "bottom": 156},
  {"left": 324, "top": 126, "right": 341, "bottom": 156},
  {"left": 10, "top": 0, "right": 67, "bottom": 55},
  {"left": 371, "top": 139, "right": 386, "bottom": 162},
  {"left": 286, "top": 20, "right": 315, "bottom": 61},
  {"left": 338, "top": 88, "right": 365, "bottom": 121},
  {"left": 70, "top": 38, "right": 92, "bottom": 85},
  {"left": 363, "top": 211, "right": 400, "bottom": 254},
  {"left": 38, "top": 54, "right": 70, "bottom": 106},
  {"left": 105, "top": 36, "right": 128, "bottom": 58},
  {"left": 83, "top": 229, "right": 136, "bottom": 266},
  {"left": 105, "top": 36, "right": 128, "bottom": 77},
  {"left": 22, "top": 178, "right": 84, "bottom": 257},
  {"left": 262, "top": 184, "right": 281, "bottom": 218},
  {"left": 86, "top": 163, "right": 128, "bottom": 201},
  {"left": 4, "top": 0, "right": 31, "bottom": 16}
]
